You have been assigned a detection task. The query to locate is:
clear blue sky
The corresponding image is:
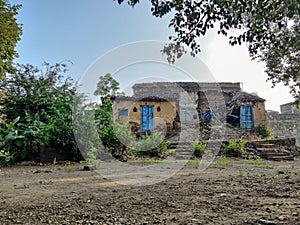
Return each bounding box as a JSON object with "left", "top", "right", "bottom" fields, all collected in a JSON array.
[
  {"left": 11, "top": 0, "right": 174, "bottom": 76},
  {"left": 10, "top": 0, "right": 293, "bottom": 111}
]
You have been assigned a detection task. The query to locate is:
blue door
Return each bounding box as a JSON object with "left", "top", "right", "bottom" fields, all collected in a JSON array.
[
  {"left": 140, "top": 105, "right": 154, "bottom": 131},
  {"left": 240, "top": 105, "right": 253, "bottom": 129}
]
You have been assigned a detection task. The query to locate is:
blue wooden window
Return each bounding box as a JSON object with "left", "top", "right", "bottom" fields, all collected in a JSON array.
[
  {"left": 240, "top": 105, "right": 253, "bottom": 129},
  {"left": 140, "top": 105, "right": 154, "bottom": 131},
  {"left": 119, "top": 109, "right": 128, "bottom": 117}
]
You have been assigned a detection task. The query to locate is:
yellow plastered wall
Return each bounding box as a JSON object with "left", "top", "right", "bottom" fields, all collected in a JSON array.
[
  {"left": 241, "top": 101, "right": 267, "bottom": 128},
  {"left": 253, "top": 101, "right": 267, "bottom": 127},
  {"left": 113, "top": 100, "right": 176, "bottom": 130}
]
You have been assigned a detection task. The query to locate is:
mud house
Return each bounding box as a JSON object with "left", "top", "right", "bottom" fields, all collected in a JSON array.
[
  {"left": 226, "top": 91, "right": 267, "bottom": 128},
  {"left": 112, "top": 82, "right": 267, "bottom": 133},
  {"left": 112, "top": 96, "right": 177, "bottom": 133}
]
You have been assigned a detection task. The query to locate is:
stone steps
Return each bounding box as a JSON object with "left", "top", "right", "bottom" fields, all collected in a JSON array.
[
  {"left": 256, "top": 143, "right": 294, "bottom": 161},
  {"left": 262, "top": 155, "right": 294, "bottom": 161},
  {"left": 168, "top": 142, "right": 193, "bottom": 160}
]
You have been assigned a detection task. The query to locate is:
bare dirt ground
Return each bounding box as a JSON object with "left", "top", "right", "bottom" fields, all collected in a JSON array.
[{"left": 0, "top": 158, "right": 300, "bottom": 225}]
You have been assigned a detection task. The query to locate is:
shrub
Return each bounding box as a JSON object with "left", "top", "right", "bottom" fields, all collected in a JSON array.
[
  {"left": 223, "top": 139, "right": 247, "bottom": 157},
  {"left": 191, "top": 140, "right": 206, "bottom": 158},
  {"left": 134, "top": 131, "right": 169, "bottom": 158},
  {"left": 256, "top": 124, "right": 274, "bottom": 139},
  {"left": 0, "top": 115, "right": 46, "bottom": 166},
  {"left": 94, "top": 100, "right": 125, "bottom": 158},
  {"left": 113, "top": 121, "right": 136, "bottom": 155},
  {"left": 0, "top": 63, "right": 83, "bottom": 162}
]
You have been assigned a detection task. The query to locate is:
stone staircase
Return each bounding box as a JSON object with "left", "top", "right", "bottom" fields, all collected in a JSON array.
[
  {"left": 256, "top": 143, "right": 294, "bottom": 161},
  {"left": 168, "top": 142, "right": 193, "bottom": 160}
]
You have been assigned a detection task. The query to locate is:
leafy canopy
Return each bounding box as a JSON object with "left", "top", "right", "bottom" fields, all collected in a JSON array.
[
  {"left": 94, "top": 73, "right": 123, "bottom": 97},
  {"left": 0, "top": 63, "right": 82, "bottom": 160},
  {"left": 0, "top": 0, "right": 22, "bottom": 78},
  {"left": 116, "top": 0, "right": 300, "bottom": 104}
]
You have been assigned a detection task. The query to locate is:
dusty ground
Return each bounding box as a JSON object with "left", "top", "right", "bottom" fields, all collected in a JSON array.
[{"left": 0, "top": 158, "right": 300, "bottom": 225}]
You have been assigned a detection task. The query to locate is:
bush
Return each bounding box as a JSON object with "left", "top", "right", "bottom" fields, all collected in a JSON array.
[
  {"left": 0, "top": 115, "right": 47, "bottom": 166},
  {"left": 134, "top": 131, "right": 169, "bottom": 158},
  {"left": 0, "top": 63, "right": 83, "bottom": 163},
  {"left": 191, "top": 140, "right": 206, "bottom": 158},
  {"left": 94, "top": 100, "right": 122, "bottom": 158},
  {"left": 223, "top": 139, "right": 247, "bottom": 157},
  {"left": 256, "top": 124, "right": 274, "bottom": 139}
]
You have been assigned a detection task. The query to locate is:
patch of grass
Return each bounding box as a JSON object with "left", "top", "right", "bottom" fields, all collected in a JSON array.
[
  {"left": 52, "top": 201, "right": 57, "bottom": 207},
  {"left": 210, "top": 156, "right": 232, "bottom": 168},
  {"left": 244, "top": 156, "right": 261, "bottom": 165},
  {"left": 187, "top": 159, "right": 200, "bottom": 168},
  {"left": 244, "top": 157, "right": 274, "bottom": 169},
  {"left": 246, "top": 173, "right": 267, "bottom": 179},
  {"left": 258, "top": 163, "right": 274, "bottom": 169},
  {"left": 65, "top": 165, "right": 72, "bottom": 172},
  {"left": 274, "top": 170, "right": 294, "bottom": 179},
  {"left": 139, "top": 159, "right": 166, "bottom": 163}
]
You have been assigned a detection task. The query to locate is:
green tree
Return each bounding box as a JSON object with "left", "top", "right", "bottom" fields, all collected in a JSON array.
[
  {"left": 94, "top": 73, "right": 124, "bottom": 101},
  {"left": 0, "top": 0, "right": 22, "bottom": 77},
  {"left": 0, "top": 63, "right": 82, "bottom": 161},
  {"left": 116, "top": 0, "right": 300, "bottom": 104}
]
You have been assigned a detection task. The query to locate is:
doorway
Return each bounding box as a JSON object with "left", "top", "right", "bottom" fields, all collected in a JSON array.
[{"left": 140, "top": 105, "right": 154, "bottom": 131}]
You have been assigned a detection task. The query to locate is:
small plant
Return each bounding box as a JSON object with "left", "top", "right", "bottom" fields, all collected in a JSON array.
[
  {"left": 256, "top": 156, "right": 262, "bottom": 164},
  {"left": 53, "top": 157, "right": 57, "bottom": 166},
  {"left": 0, "top": 117, "right": 26, "bottom": 167},
  {"left": 210, "top": 156, "right": 232, "bottom": 168},
  {"left": 256, "top": 124, "right": 274, "bottom": 139},
  {"left": 246, "top": 173, "right": 260, "bottom": 179},
  {"left": 80, "top": 147, "right": 98, "bottom": 165},
  {"left": 259, "top": 163, "right": 274, "bottom": 169},
  {"left": 0, "top": 150, "right": 13, "bottom": 167},
  {"left": 52, "top": 201, "right": 57, "bottom": 207},
  {"left": 246, "top": 173, "right": 268, "bottom": 179},
  {"left": 284, "top": 172, "right": 292, "bottom": 179},
  {"left": 134, "top": 131, "right": 169, "bottom": 158},
  {"left": 162, "top": 149, "right": 175, "bottom": 158},
  {"left": 191, "top": 140, "right": 206, "bottom": 158},
  {"left": 276, "top": 170, "right": 285, "bottom": 175},
  {"left": 65, "top": 165, "right": 72, "bottom": 172},
  {"left": 261, "top": 173, "right": 267, "bottom": 177},
  {"left": 244, "top": 156, "right": 274, "bottom": 169},
  {"left": 223, "top": 139, "right": 247, "bottom": 157}
]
